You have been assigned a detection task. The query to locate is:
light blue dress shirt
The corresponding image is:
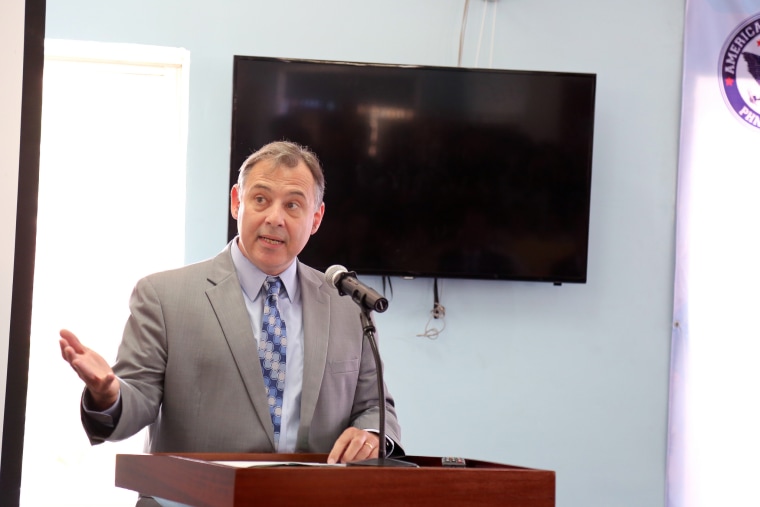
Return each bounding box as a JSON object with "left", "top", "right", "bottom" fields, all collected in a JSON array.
[{"left": 230, "top": 240, "right": 304, "bottom": 453}]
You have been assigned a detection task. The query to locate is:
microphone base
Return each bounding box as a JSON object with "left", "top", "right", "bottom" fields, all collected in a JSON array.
[{"left": 347, "top": 457, "right": 419, "bottom": 468}]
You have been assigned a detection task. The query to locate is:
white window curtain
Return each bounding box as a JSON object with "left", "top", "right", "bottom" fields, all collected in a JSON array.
[{"left": 668, "top": 2, "right": 760, "bottom": 506}]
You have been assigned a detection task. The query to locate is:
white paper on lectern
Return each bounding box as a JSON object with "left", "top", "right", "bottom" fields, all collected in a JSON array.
[{"left": 212, "top": 460, "right": 346, "bottom": 468}]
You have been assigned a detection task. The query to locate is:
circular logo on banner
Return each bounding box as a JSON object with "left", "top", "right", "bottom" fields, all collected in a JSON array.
[{"left": 719, "top": 13, "right": 760, "bottom": 130}]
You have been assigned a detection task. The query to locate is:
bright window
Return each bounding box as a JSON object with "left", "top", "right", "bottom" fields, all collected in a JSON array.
[{"left": 21, "top": 40, "right": 189, "bottom": 507}]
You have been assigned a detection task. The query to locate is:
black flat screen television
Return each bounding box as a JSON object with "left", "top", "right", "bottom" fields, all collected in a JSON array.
[{"left": 229, "top": 56, "right": 596, "bottom": 283}]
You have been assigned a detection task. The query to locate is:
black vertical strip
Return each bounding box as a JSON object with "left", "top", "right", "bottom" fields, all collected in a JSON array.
[{"left": 0, "top": 0, "right": 46, "bottom": 505}]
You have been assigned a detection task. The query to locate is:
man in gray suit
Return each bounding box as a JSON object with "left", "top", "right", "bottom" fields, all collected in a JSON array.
[{"left": 59, "top": 141, "right": 402, "bottom": 503}]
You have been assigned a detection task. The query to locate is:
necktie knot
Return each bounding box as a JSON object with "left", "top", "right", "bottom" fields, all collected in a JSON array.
[{"left": 264, "top": 276, "right": 282, "bottom": 299}]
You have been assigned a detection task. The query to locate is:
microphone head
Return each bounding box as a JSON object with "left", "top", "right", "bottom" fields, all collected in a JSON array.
[{"left": 324, "top": 264, "right": 348, "bottom": 290}]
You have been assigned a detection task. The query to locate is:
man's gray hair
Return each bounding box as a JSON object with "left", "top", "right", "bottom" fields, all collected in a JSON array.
[{"left": 237, "top": 140, "right": 325, "bottom": 208}]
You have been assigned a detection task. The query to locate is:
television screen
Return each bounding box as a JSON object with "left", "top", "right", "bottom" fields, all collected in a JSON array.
[{"left": 229, "top": 56, "right": 596, "bottom": 283}]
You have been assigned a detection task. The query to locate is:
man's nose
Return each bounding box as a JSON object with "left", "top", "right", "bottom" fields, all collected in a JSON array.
[{"left": 265, "top": 203, "right": 286, "bottom": 225}]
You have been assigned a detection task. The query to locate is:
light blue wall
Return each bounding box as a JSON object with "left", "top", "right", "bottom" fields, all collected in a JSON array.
[{"left": 45, "top": 1, "right": 682, "bottom": 506}]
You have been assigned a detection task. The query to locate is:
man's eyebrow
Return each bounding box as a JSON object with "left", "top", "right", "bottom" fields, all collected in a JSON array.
[
  {"left": 250, "top": 183, "right": 307, "bottom": 199},
  {"left": 286, "top": 189, "right": 308, "bottom": 199}
]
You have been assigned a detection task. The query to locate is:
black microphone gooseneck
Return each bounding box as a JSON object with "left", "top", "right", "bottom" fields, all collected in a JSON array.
[
  {"left": 325, "top": 264, "right": 388, "bottom": 313},
  {"left": 325, "top": 265, "right": 417, "bottom": 468}
]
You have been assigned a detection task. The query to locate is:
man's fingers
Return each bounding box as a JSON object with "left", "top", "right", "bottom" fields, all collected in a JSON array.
[
  {"left": 361, "top": 440, "right": 378, "bottom": 459},
  {"left": 60, "top": 329, "right": 85, "bottom": 354},
  {"left": 350, "top": 434, "right": 379, "bottom": 461},
  {"left": 327, "top": 429, "right": 380, "bottom": 464},
  {"left": 59, "top": 338, "right": 70, "bottom": 361},
  {"left": 327, "top": 430, "right": 353, "bottom": 464}
]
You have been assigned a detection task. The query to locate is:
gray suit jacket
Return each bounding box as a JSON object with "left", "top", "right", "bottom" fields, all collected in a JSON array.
[{"left": 83, "top": 244, "right": 402, "bottom": 454}]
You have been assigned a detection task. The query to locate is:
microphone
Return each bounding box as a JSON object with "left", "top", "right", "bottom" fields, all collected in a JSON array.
[{"left": 325, "top": 265, "right": 389, "bottom": 313}]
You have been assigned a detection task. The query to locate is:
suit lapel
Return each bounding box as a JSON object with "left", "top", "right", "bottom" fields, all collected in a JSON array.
[
  {"left": 206, "top": 248, "right": 275, "bottom": 448},
  {"left": 296, "top": 263, "right": 330, "bottom": 449}
]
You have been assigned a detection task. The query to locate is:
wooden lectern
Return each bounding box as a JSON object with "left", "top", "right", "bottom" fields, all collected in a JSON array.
[{"left": 115, "top": 453, "right": 554, "bottom": 507}]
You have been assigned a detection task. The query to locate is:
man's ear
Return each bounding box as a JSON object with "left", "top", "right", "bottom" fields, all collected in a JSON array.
[
  {"left": 230, "top": 184, "right": 241, "bottom": 219},
  {"left": 311, "top": 202, "right": 325, "bottom": 235}
]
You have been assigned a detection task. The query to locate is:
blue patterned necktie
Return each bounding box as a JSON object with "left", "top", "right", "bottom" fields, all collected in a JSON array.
[{"left": 259, "top": 276, "right": 287, "bottom": 448}]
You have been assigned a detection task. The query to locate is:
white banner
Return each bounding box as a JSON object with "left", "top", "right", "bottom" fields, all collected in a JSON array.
[{"left": 669, "top": 1, "right": 760, "bottom": 506}]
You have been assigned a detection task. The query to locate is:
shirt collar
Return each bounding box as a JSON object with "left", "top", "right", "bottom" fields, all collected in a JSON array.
[{"left": 230, "top": 237, "right": 299, "bottom": 302}]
